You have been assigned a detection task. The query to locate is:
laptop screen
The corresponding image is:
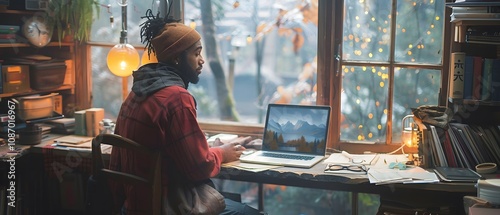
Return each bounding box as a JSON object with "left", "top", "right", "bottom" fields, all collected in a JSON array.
[{"left": 262, "top": 104, "right": 331, "bottom": 156}]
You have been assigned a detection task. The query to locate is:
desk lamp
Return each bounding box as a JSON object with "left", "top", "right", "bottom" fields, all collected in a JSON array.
[{"left": 401, "top": 115, "right": 418, "bottom": 147}]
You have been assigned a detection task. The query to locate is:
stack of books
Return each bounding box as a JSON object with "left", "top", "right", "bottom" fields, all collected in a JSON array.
[
  {"left": 466, "top": 26, "right": 500, "bottom": 44},
  {"left": 450, "top": 4, "right": 500, "bottom": 22},
  {"left": 477, "top": 179, "right": 500, "bottom": 206},
  {"left": 44, "top": 118, "right": 76, "bottom": 134},
  {"left": 0, "top": 25, "right": 19, "bottom": 43}
]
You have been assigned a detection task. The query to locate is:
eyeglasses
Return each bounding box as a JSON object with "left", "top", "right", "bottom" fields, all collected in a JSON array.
[{"left": 325, "top": 164, "right": 367, "bottom": 173}]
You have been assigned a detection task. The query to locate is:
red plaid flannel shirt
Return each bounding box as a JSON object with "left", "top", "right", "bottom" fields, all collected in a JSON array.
[{"left": 109, "top": 86, "right": 223, "bottom": 215}]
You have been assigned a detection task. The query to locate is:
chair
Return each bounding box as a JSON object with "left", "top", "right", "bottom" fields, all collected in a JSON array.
[{"left": 86, "top": 134, "right": 161, "bottom": 215}]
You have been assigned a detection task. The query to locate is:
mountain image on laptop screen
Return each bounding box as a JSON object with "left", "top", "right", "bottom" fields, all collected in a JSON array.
[{"left": 263, "top": 105, "right": 329, "bottom": 154}]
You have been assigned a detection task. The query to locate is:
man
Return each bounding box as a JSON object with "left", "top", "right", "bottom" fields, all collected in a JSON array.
[{"left": 109, "top": 10, "right": 263, "bottom": 215}]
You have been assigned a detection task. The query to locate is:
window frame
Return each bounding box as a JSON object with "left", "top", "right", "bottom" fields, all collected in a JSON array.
[{"left": 83, "top": 0, "right": 453, "bottom": 154}]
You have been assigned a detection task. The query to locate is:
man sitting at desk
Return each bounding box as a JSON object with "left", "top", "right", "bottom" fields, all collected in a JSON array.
[{"left": 109, "top": 10, "right": 262, "bottom": 215}]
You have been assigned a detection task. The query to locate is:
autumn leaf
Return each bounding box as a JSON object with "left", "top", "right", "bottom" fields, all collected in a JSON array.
[{"left": 292, "top": 32, "right": 304, "bottom": 53}]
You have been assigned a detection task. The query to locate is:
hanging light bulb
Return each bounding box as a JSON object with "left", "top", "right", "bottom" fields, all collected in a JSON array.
[
  {"left": 107, "top": 37, "right": 140, "bottom": 76},
  {"left": 106, "top": 4, "right": 139, "bottom": 77},
  {"left": 246, "top": 34, "right": 253, "bottom": 44},
  {"left": 189, "top": 19, "right": 196, "bottom": 29},
  {"left": 141, "top": 51, "right": 158, "bottom": 65},
  {"left": 116, "top": 0, "right": 128, "bottom": 6}
]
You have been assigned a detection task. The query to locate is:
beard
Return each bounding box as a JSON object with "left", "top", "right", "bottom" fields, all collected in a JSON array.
[{"left": 178, "top": 58, "right": 199, "bottom": 85}]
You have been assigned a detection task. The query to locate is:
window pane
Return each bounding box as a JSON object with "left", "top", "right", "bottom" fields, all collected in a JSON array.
[
  {"left": 91, "top": 0, "right": 148, "bottom": 44},
  {"left": 185, "top": 0, "right": 318, "bottom": 124},
  {"left": 341, "top": 66, "right": 388, "bottom": 143},
  {"left": 343, "top": 1, "right": 392, "bottom": 62},
  {"left": 394, "top": 1, "right": 445, "bottom": 64},
  {"left": 341, "top": 0, "right": 444, "bottom": 144},
  {"left": 392, "top": 68, "right": 441, "bottom": 143},
  {"left": 90, "top": 46, "right": 136, "bottom": 120}
]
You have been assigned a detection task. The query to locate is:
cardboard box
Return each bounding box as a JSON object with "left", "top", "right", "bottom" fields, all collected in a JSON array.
[
  {"left": 85, "top": 108, "right": 104, "bottom": 137},
  {"left": 1, "top": 65, "right": 30, "bottom": 93},
  {"left": 53, "top": 94, "right": 63, "bottom": 114}
]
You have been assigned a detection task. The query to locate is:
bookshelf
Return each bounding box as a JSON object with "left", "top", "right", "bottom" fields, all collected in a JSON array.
[{"left": 416, "top": 2, "right": 500, "bottom": 169}]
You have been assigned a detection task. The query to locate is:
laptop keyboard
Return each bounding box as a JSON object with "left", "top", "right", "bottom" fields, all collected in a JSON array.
[{"left": 262, "top": 152, "right": 314, "bottom": 160}]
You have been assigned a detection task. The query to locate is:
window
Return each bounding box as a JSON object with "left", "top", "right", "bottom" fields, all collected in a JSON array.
[
  {"left": 87, "top": 0, "right": 447, "bottom": 213},
  {"left": 89, "top": 0, "right": 447, "bottom": 149},
  {"left": 339, "top": 0, "right": 445, "bottom": 148},
  {"left": 89, "top": 0, "right": 157, "bottom": 118}
]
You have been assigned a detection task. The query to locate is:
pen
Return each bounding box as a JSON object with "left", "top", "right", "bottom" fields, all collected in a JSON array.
[{"left": 341, "top": 151, "right": 353, "bottom": 160}]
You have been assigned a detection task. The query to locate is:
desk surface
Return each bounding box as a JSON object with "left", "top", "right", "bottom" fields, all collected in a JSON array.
[
  {"left": 1, "top": 134, "right": 485, "bottom": 215},
  {"left": 1, "top": 134, "right": 479, "bottom": 194}
]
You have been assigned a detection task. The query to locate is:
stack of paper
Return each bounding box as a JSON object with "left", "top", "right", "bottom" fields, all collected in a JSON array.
[
  {"left": 54, "top": 135, "right": 93, "bottom": 148},
  {"left": 323, "top": 152, "right": 379, "bottom": 165},
  {"left": 367, "top": 166, "right": 439, "bottom": 185}
]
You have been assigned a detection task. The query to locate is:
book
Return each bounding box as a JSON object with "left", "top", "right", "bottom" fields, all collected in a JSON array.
[
  {"left": 429, "top": 125, "right": 448, "bottom": 167},
  {"left": 472, "top": 56, "right": 483, "bottom": 100},
  {"left": 449, "top": 52, "right": 466, "bottom": 99},
  {"left": 74, "top": 110, "right": 87, "bottom": 136},
  {"left": 434, "top": 166, "right": 482, "bottom": 182},
  {"left": 463, "top": 56, "right": 474, "bottom": 99},
  {"left": 490, "top": 58, "right": 500, "bottom": 101},
  {"left": 481, "top": 58, "right": 494, "bottom": 100},
  {"left": 63, "top": 60, "right": 75, "bottom": 86}
]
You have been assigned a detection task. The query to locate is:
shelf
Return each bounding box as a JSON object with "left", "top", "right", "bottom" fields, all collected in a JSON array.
[
  {"left": 448, "top": 97, "right": 500, "bottom": 106},
  {"left": 452, "top": 20, "right": 500, "bottom": 43},
  {"left": 0, "top": 42, "right": 74, "bottom": 48},
  {"left": 446, "top": 2, "right": 500, "bottom": 7},
  {"left": 0, "top": 9, "right": 37, "bottom": 15},
  {"left": 452, "top": 19, "right": 500, "bottom": 26},
  {"left": 465, "top": 40, "right": 500, "bottom": 45},
  {"left": 0, "top": 85, "right": 73, "bottom": 99}
]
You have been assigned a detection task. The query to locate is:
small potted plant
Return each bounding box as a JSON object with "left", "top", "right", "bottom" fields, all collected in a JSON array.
[{"left": 46, "top": 0, "right": 101, "bottom": 43}]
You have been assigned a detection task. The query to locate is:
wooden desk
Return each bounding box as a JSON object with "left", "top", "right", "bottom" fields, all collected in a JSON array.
[
  {"left": 217, "top": 162, "right": 477, "bottom": 214},
  {"left": 1, "top": 135, "right": 479, "bottom": 215}
]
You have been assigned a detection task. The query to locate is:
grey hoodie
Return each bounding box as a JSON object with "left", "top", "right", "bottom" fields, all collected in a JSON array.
[{"left": 131, "top": 63, "right": 188, "bottom": 97}]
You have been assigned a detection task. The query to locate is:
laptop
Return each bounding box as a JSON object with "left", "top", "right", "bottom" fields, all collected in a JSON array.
[{"left": 240, "top": 104, "right": 331, "bottom": 168}]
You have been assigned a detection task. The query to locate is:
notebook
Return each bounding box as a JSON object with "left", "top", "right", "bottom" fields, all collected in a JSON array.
[{"left": 240, "top": 104, "right": 331, "bottom": 168}]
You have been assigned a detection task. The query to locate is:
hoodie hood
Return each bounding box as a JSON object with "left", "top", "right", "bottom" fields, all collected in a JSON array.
[{"left": 131, "top": 63, "right": 186, "bottom": 97}]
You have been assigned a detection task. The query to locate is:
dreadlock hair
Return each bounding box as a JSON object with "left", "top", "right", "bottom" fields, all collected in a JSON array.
[{"left": 139, "top": 2, "right": 181, "bottom": 60}]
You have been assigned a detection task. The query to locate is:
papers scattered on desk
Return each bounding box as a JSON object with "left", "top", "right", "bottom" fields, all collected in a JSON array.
[
  {"left": 222, "top": 161, "right": 281, "bottom": 172},
  {"left": 54, "top": 135, "right": 93, "bottom": 145},
  {"left": 367, "top": 166, "right": 439, "bottom": 185},
  {"left": 53, "top": 135, "right": 94, "bottom": 148},
  {"left": 323, "top": 152, "right": 379, "bottom": 165}
]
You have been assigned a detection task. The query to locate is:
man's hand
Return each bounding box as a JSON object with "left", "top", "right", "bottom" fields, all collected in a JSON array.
[{"left": 216, "top": 140, "right": 247, "bottom": 163}]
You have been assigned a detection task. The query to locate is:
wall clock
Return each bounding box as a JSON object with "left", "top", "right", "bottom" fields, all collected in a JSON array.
[{"left": 22, "top": 15, "right": 53, "bottom": 47}]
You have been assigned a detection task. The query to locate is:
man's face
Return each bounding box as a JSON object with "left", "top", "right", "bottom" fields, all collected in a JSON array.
[{"left": 178, "top": 40, "right": 204, "bottom": 84}]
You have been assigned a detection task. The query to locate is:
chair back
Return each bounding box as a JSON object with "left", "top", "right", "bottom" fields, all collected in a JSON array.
[{"left": 89, "top": 133, "right": 162, "bottom": 215}]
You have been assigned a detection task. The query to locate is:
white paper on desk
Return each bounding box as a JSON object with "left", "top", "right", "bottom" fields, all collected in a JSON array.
[
  {"left": 469, "top": 207, "right": 500, "bottom": 215},
  {"left": 222, "top": 162, "right": 280, "bottom": 172},
  {"left": 368, "top": 166, "right": 439, "bottom": 184},
  {"left": 323, "top": 153, "right": 379, "bottom": 165}
]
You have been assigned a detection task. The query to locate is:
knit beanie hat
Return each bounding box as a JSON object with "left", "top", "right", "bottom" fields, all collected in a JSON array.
[{"left": 151, "top": 23, "right": 201, "bottom": 62}]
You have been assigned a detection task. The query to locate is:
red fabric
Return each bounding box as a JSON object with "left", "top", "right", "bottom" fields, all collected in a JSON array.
[
  {"left": 109, "top": 86, "right": 223, "bottom": 215},
  {"left": 42, "top": 145, "right": 92, "bottom": 179}
]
